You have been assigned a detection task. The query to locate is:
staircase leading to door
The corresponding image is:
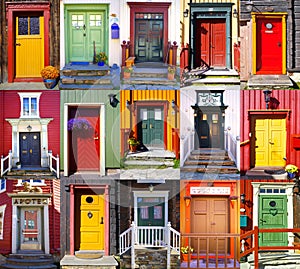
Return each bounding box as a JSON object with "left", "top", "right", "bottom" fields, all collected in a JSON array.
[
  {"left": 181, "top": 148, "right": 239, "bottom": 177},
  {"left": 0, "top": 252, "right": 57, "bottom": 269}
]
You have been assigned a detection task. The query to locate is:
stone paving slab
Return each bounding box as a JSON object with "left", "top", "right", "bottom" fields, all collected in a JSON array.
[
  {"left": 180, "top": 172, "right": 240, "bottom": 180},
  {"left": 60, "top": 255, "right": 118, "bottom": 266},
  {"left": 120, "top": 167, "right": 180, "bottom": 180}
]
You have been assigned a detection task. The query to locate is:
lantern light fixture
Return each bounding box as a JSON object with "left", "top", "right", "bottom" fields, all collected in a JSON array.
[
  {"left": 263, "top": 90, "right": 272, "bottom": 109},
  {"left": 183, "top": 9, "right": 189, "bottom": 18}
]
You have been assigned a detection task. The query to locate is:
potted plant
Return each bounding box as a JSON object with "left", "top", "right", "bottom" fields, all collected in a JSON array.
[
  {"left": 95, "top": 52, "right": 108, "bottom": 66},
  {"left": 67, "top": 118, "right": 93, "bottom": 132},
  {"left": 40, "top": 65, "right": 60, "bottom": 89},
  {"left": 168, "top": 65, "right": 176, "bottom": 80},
  {"left": 285, "top": 164, "right": 298, "bottom": 179},
  {"left": 181, "top": 246, "right": 193, "bottom": 262},
  {"left": 127, "top": 137, "right": 139, "bottom": 153},
  {"left": 16, "top": 161, "right": 21, "bottom": 169},
  {"left": 123, "top": 66, "right": 133, "bottom": 79}
]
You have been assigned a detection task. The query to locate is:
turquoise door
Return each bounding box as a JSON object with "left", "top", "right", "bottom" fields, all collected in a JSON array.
[
  {"left": 67, "top": 11, "right": 105, "bottom": 63},
  {"left": 138, "top": 107, "right": 164, "bottom": 147},
  {"left": 259, "top": 195, "right": 288, "bottom": 246}
]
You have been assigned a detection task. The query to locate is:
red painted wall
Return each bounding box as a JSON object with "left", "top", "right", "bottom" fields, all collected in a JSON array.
[
  {"left": 0, "top": 90, "right": 4, "bottom": 155},
  {"left": 240, "top": 90, "right": 300, "bottom": 174},
  {"left": 2, "top": 90, "right": 60, "bottom": 156}
]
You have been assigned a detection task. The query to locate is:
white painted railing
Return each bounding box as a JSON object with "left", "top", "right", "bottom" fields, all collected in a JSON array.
[
  {"left": 120, "top": 221, "right": 180, "bottom": 269},
  {"left": 1, "top": 150, "right": 12, "bottom": 176},
  {"left": 48, "top": 150, "right": 60, "bottom": 179},
  {"left": 180, "top": 132, "right": 194, "bottom": 167},
  {"left": 224, "top": 130, "right": 240, "bottom": 170}
]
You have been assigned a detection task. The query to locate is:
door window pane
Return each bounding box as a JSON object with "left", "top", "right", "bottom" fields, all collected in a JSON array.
[
  {"left": 23, "top": 210, "right": 38, "bottom": 242},
  {"left": 18, "top": 17, "right": 28, "bottom": 35},
  {"left": 23, "top": 98, "right": 29, "bottom": 115},
  {"left": 31, "top": 98, "right": 37, "bottom": 116},
  {"left": 90, "top": 14, "right": 102, "bottom": 26},
  {"left": 30, "top": 17, "right": 40, "bottom": 35},
  {"left": 140, "top": 109, "right": 148, "bottom": 120},
  {"left": 154, "top": 108, "right": 162, "bottom": 120}
]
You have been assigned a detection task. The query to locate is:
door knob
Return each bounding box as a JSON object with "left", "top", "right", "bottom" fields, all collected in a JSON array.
[
  {"left": 94, "top": 137, "right": 99, "bottom": 140},
  {"left": 29, "top": 149, "right": 32, "bottom": 153},
  {"left": 277, "top": 42, "right": 281, "bottom": 47},
  {"left": 150, "top": 124, "right": 153, "bottom": 129}
]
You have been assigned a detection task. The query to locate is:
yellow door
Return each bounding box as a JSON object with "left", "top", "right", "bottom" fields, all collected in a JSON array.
[
  {"left": 80, "top": 195, "right": 105, "bottom": 250},
  {"left": 255, "top": 118, "right": 286, "bottom": 166},
  {"left": 16, "top": 15, "right": 44, "bottom": 78}
]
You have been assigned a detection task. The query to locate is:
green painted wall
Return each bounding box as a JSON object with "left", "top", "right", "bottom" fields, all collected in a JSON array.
[{"left": 60, "top": 89, "right": 120, "bottom": 170}]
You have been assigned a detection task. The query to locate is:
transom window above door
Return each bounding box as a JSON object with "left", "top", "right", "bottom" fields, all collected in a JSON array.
[
  {"left": 18, "top": 92, "right": 41, "bottom": 118},
  {"left": 135, "top": 13, "right": 163, "bottom": 20},
  {"left": 17, "top": 16, "right": 40, "bottom": 35}
]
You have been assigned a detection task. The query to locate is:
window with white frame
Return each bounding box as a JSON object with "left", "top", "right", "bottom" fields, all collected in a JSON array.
[
  {"left": 17, "top": 179, "right": 45, "bottom": 187},
  {"left": 0, "top": 180, "right": 6, "bottom": 193},
  {"left": 0, "top": 204, "right": 6, "bottom": 240},
  {"left": 18, "top": 92, "right": 42, "bottom": 118}
]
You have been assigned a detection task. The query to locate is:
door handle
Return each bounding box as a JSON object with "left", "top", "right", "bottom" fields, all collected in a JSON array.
[
  {"left": 29, "top": 149, "right": 32, "bottom": 154},
  {"left": 277, "top": 42, "right": 281, "bottom": 47},
  {"left": 100, "top": 217, "right": 104, "bottom": 224},
  {"left": 150, "top": 124, "right": 153, "bottom": 129},
  {"left": 259, "top": 219, "right": 266, "bottom": 224},
  {"left": 16, "top": 43, "right": 21, "bottom": 46},
  {"left": 269, "top": 141, "right": 274, "bottom": 145},
  {"left": 94, "top": 137, "right": 99, "bottom": 140},
  {"left": 211, "top": 222, "right": 216, "bottom": 225}
]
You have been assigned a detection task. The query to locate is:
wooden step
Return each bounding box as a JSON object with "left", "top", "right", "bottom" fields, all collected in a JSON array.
[
  {"left": 181, "top": 165, "right": 239, "bottom": 174},
  {"left": 184, "top": 159, "right": 235, "bottom": 166}
]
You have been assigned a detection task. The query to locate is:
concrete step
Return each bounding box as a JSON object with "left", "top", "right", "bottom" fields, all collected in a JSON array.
[
  {"left": 132, "top": 68, "right": 168, "bottom": 78},
  {"left": 62, "top": 66, "right": 110, "bottom": 77},
  {"left": 123, "top": 77, "right": 178, "bottom": 85},
  {"left": 59, "top": 84, "right": 114, "bottom": 91},
  {"left": 124, "top": 160, "right": 175, "bottom": 169},
  {"left": 184, "top": 159, "right": 235, "bottom": 166},
  {"left": 181, "top": 165, "right": 239, "bottom": 174},
  {"left": 61, "top": 75, "right": 112, "bottom": 85}
]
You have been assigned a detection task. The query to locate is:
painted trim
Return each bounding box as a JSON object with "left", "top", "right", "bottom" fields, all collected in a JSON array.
[
  {"left": 6, "top": 2, "right": 50, "bottom": 82},
  {"left": 63, "top": 103, "right": 105, "bottom": 176},
  {"left": 251, "top": 12, "right": 287, "bottom": 75},
  {"left": 127, "top": 2, "right": 170, "bottom": 62},
  {"left": 133, "top": 191, "right": 169, "bottom": 227},
  {"left": 251, "top": 183, "right": 294, "bottom": 250}
]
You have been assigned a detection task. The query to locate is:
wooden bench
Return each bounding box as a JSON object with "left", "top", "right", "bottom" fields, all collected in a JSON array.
[{"left": 125, "top": 57, "right": 135, "bottom": 67}]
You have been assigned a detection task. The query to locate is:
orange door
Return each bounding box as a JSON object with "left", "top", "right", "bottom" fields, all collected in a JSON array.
[
  {"left": 256, "top": 18, "right": 282, "bottom": 74},
  {"left": 195, "top": 19, "right": 226, "bottom": 68},
  {"left": 69, "top": 107, "right": 100, "bottom": 172},
  {"left": 191, "top": 197, "right": 229, "bottom": 254}
]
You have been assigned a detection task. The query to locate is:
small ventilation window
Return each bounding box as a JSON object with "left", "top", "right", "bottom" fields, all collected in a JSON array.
[{"left": 86, "top": 196, "right": 93, "bottom": 203}]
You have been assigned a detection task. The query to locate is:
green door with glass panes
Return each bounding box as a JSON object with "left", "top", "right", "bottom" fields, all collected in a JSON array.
[
  {"left": 66, "top": 8, "right": 106, "bottom": 63},
  {"left": 259, "top": 195, "right": 287, "bottom": 246}
]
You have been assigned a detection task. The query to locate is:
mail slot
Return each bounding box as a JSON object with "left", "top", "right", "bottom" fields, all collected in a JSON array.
[{"left": 22, "top": 150, "right": 27, "bottom": 154}]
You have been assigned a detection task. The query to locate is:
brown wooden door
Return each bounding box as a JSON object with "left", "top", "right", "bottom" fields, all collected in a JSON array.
[
  {"left": 135, "top": 17, "right": 163, "bottom": 62},
  {"left": 69, "top": 107, "right": 100, "bottom": 172},
  {"left": 195, "top": 19, "right": 226, "bottom": 68},
  {"left": 191, "top": 197, "right": 229, "bottom": 254}
]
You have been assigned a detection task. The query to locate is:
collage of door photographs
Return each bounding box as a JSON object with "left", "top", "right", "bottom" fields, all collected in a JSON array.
[{"left": 0, "top": 0, "right": 300, "bottom": 269}]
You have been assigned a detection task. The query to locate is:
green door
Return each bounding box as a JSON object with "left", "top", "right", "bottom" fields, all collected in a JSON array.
[
  {"left": 135, "top": 15, "right": 163, "bottom": 62},
  {"left": 259, "top": 195, "right": 288, "bottom": 246},
  {"left": 138, "top": 107, "right": 164, "bottom": 147},
  {"left": 137, "top": 197, "right": 165, "bottom": 227},
  {"left": 67, "top": 11, "right": 105, "bottom": 63}
]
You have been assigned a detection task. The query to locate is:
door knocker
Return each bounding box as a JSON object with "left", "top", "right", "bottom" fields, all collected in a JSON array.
[
  {"left": 269, "top": 208, "right": 278, "bottom": 216},
  {"left": 87, "top": 212, "right": 93, "bottom": 219}
]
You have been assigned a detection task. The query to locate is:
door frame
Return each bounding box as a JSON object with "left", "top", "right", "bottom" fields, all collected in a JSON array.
[
  {"left": 252, "top": 182, "right": 294, "bottom": 249},
  {"left": 128, "top": 2, "right": 170, "bottom": 63},
  {"left": 190, "top": 3, "right": 233, "bottom": 69},
  {"left": 6, "top": 2, "right": 50, "bottom": 83},
  {"left": 9, "top": 193, "right": 52, "bottom": 254},
  {"left": 69, "top": 185, "right": 110, "bottom": 255},
  {"left": 132, "top": 101, "right": 169, "bottom": 149},
  {"left": 133, "top": 191, "right": 169, "bottom": 227},
  {"left": 63, "top": 4, "right": 109, "bottom": 64},
  {"left": 252, "top": 13, "right": 287, "bottom": 75},
  {"left": 64, "top": 104, "right": 105, "bottom": 176},
  {"left": 249, "top": 110, "right": 290, "bottom": 168}
]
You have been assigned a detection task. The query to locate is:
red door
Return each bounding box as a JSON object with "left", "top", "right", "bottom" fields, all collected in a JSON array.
[
  {"left": 256, "top": 18, "right": 282, "bottom": 74},
  {"left": 195, "top": 19, "right": 226, "bottom": 68},
  {"left": 69, "top": 107, "right": 100, "bottom": 172}
]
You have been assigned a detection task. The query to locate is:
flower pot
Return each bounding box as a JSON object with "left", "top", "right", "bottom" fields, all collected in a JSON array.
[
  {"left": 181, "top": 253, "right": 190, "bottom": 262},
  {"left": 288, "top": 172, "right": 296, "bottom": 179},
  {"left": 43, "top": 78, "right": 58, "bottom": 89},
  {"left": 168, "top": 73, "right": 175, "bottom": 80},
  {"left": 124, "top": 72, "right": 131, "bottom": 79},
  {"left": 98, "top": 61, "right": 105, "bottom": 66}
]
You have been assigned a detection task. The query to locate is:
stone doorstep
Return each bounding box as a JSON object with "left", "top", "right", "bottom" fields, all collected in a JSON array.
[
  {"left": 60, "top": 255, "right": 118, "bottom": 269},
  {"left": 74, "top": 250, "right": 105, "bottom": 259},
  {"left": 61, "top": 77, "right": 112, "bottom": 85},
  {"left": 184, "top": 160, "right": 235, "bottom": 166},
  {"left": 181, "top": 165, "right": 239, "bottom": 173}
]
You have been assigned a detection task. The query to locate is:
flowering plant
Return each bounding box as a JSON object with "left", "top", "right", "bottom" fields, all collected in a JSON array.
[
  {"left": 67, "top": 118, "right": 92, "bottom": 131},
  {"left": 40, "top": 66, "right": 60, "bottom": 79},
  {"left": 168, "top": 65, "right": 176, "bottom": 74},
  {"left": 181, "top": 246, "right": 193, "bottom": 254},
  {"left": 285, "top": 164, "right": 298, "bottom": 173},
  {"left": 127, "top": 137, "right": 140, "bottom": 146},
  {"left": 95, "top": 52, "right": 108, "bottom": 63}
]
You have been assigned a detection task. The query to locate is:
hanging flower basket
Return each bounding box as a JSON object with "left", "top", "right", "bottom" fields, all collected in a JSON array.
[{"left": 67, "top": 118, "right": 93, "bottom": 132}]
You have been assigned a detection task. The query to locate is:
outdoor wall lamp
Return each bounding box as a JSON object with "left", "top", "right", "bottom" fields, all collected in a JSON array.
[
  {"left": 245, "top": 1, "right": 254, "bottom": 12},
  {"left": 241, "top": 193, "right": 246, "bottom": 204},
  {"left": 233, "top": 9, "right": 238, "bottom": 18},
  {"left": 263, "top": 90, "right": 272, "bottom": 109},
  {"left": 126, "top": 100, "right": 131, "bottom": 109},
  {"left": 149, "top": 184, "right": 154, "bottom": 192},
  {"left": 108, "top": 94, "right": 119, "bottom": 108},
  {"left": 27, "top": 125, "right": 32, "bottom": 132},
  {"left": 184, "top": 196, "right": 192, "bottom": 207},
  {"left": 183, "top": 9, "right": 189, "bottom": 18}
]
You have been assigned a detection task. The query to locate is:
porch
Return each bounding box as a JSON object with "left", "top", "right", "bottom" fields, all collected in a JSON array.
[
  {"left": 119, "top": 222, "right": 180, "bottom": 269},
  {"left": 1, "top": 150, "right": 59, "bottom": 178}
]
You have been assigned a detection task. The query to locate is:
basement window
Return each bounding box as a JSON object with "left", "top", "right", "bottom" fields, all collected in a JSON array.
[{"left": 18, "top": 92, "right": 41, "bottom": 118}]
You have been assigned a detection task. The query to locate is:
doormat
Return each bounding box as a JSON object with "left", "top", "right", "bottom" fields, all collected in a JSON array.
[{"left": 71, "top": 62, "right": 89, "bottom": 65}]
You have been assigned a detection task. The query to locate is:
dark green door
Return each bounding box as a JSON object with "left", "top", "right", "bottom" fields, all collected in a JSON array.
[
  {"left": 138, "top": 107, "right": 164, "bottom": 147},
  {"left": 67, "top": 11, "right": 105, "bottom": 63},
  {"left": 259, "top": 195, "right": 288, "bottom": 246},
  {"left": 135, "top": 15, "right": 163, "bottom": 62},
  {"left": 19, "top": 132, "right": 41, "bottom": 166}
]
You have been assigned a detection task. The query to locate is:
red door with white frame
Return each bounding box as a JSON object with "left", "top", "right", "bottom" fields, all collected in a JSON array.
[
  {"left": 256, "top": 18, "right": 282, "bottom": 74},
  {"left": 69, "top": 107, "right": 100, "bottom": 172}
]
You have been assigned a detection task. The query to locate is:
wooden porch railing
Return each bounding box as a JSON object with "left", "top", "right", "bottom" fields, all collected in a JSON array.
[
  {"left": 0, "top": 150, "right": 12, "bottom": 176},
  {"left": 120, "top": 222, "right": 180, "bottom": 269},
  {"left": 48, "top": 150, "right": 60, "bottom": 179},
  {"left": 181, "top": 233, "right": 240, "bottom": 269},
  {"left": 180, "top": 43, "right": 189, "bottom": 70},
  {"left": 172, "top": 128, "right": 180, "bottom": 159},
  {"left": 121, "top": 40, "right": 132, "bottom": 67},
  {"left": 240, "top": 226, "right": 300, "bottom": 269}
]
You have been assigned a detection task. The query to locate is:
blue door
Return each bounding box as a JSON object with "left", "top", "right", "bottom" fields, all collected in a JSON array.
[{"left": 19, "top": 132, "right": 41, "bottom": 166}]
